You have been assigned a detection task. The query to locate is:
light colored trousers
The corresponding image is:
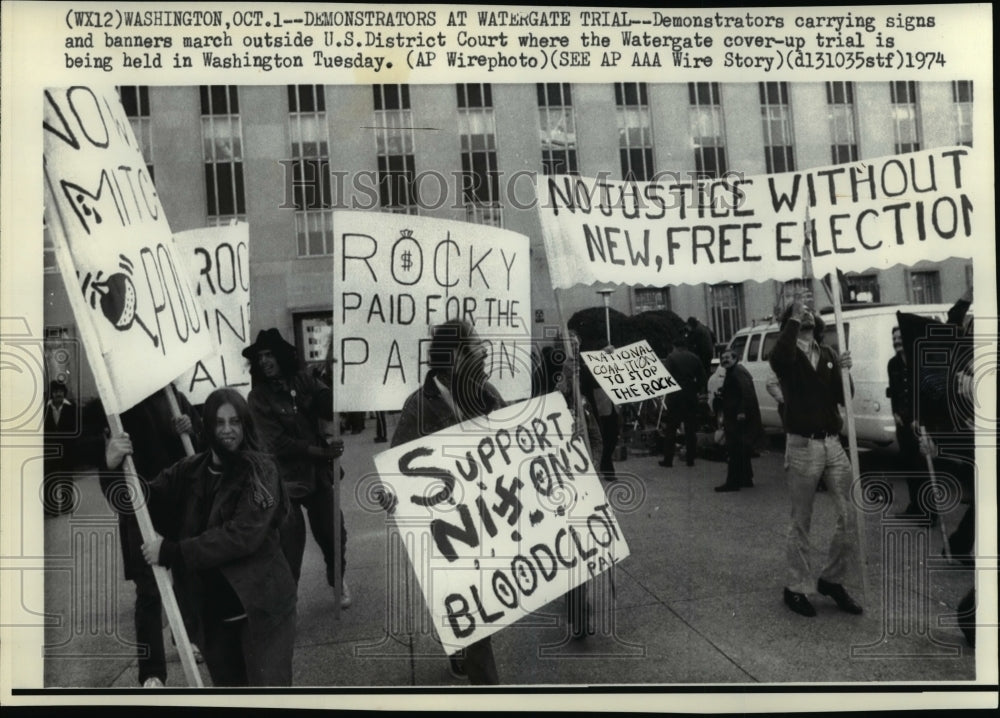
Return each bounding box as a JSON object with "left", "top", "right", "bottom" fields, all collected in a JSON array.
[{"left": 784, "top": 433, "right": 860, "bottom": 595}]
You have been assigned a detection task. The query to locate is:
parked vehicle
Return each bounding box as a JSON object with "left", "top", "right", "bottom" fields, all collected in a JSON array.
[{"left": 706, "top": 304, "right": 959, "bottom": 449}]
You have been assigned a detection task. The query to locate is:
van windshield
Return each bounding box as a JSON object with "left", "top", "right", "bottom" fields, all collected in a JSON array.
[{"left": 729, "top": 334, "right": 749, "bottom": 361}]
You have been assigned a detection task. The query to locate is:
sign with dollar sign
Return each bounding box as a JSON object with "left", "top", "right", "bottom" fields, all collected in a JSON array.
[{"left": 332, "top": 211, "right": 532, "bottom": 411}]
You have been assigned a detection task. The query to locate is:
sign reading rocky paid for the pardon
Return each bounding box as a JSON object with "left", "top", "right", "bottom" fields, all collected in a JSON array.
[
  {"left": 373, "top": 391, "right": 629, "bottom": 653},
  {"left": 43, "top": 85, "right": 212, "bottom": 414},
  {"left": 538, "top": 146, "right": 986, "bottom": 290},
  {"left": 332, "top": 210, "right": 532, "bottom": 411},
  {"left": 173, "top": 223, "right": 251, "bottom": 405},
  {"left": 581, "top": 340, "right": 680, "bottom": 405}
]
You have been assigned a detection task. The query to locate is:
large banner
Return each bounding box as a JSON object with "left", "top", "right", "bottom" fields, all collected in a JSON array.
[
  {"left": 173, "top": 223, "right": 252, "bottom": 405},
  {"left": 43, "top": 86, "right": 212, "bottom": 414},
  {"left": 332, "top": 210, "right": 532, "bottom": 411},
  {"left": 538, "top": 146, "right": 985, "bottom": 290},
  {"left": 373, "top": 391, "right": 629, "bottom": 653},
  {"left": 580, "top": 340, "right": 680, "bottom": 405}
]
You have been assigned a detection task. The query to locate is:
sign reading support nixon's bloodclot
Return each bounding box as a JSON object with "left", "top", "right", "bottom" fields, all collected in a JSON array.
[
  {"left": 373, "top": 391, "right": 629, "bottom": 654},
  {"left": 173, "top": 223, "right": 252, "bottom": 404},
  {"left": 332, "top": 210, "right": 532, "bottom": 411},
  {"left": 43, "top": 85, "right": 213, "bottom": 414},
  {"left": 581, "top": 340, "right": 680, "bottom": 405}
]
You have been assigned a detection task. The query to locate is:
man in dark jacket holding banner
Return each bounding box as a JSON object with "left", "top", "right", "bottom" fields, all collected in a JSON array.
[
  {"left": 770, "top": 296, "right": 863, "bottom": 619},
  {"left": 391, "top": 319, "right": 504, "bottom": 685}
]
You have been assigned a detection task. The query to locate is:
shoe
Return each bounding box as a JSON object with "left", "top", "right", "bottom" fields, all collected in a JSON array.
[
  {"left": 783, "top": 588, "right": 816, "bottom": 617},
  {"left": 658, "top": 459, "right": 673, "bottom": 467},
  {"left": 817, "top": 578, "right": 863, "bottom": 614},
  {"left": 339, "top": 580, "right": 352, "bottom": 609},
  {"left": 142, "top": 677, "right": 165, "bottom": 688},
  {"left": 685, "top": 460, "right": 695, "bottom": 467},
  {"left": 192, "top": 644, "right": 204, "bottom": 664},
  {"left": 714, "top": 484, "right": 739, "bottom": 492},
  {"left": 374, "top": 436, "right": 387, "bottom": 443}
]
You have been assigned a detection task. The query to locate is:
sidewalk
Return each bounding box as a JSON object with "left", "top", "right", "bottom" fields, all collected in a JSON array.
[{"left": 43, "top": 420, "right": 976, "bottom": 688}]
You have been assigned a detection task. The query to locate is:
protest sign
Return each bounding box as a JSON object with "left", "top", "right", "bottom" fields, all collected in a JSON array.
[
  {"left": 173, "top": 223, "right": 252, "bottom": 404},
  {"left": 332, "top": 210, "right": 532, "bottom": 411},
  {"left": 580, "top": 340, "right": 680, "bottom": 405},
  {"left": 373, "top": 391, "right": 629, "bottom": 653},
  {"left": 537, "top": 146, "right": 985, "bottom": 290},
  {"left": 42, "top": 85, "right": 212, "bottom": 414}
]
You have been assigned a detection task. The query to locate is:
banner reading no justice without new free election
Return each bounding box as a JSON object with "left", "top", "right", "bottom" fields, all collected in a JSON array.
[
  {"left": 43, "top": 86, "right": 213, "bottom": 414},
  {"left": 332, "top": 210, "right": 532, "bottom": 411},
  {"left": 173, "top": 223, "right": 252, "bottom": 405},
  {"left": 538, "top": 146, "right": 989, "bottom": 290},
  {"left": 374, "top": 391, "right": 629, "bottom": 653}
]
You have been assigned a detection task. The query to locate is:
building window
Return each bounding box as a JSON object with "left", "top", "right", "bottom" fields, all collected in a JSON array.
[
  {"left": 826, "top": 82, "right": 859, "bottom": 164},
  {"left": 633, "top": 287, "right": 671, "bottom": 314},
  {"left": 457, "top": 83, "right": 501, "bottom": 227},
  {"left": 890, "top": 81, "right": 921, "bottom": 154},
  {"left": 293, "top": 311, "right": 334, "bottom": 375},
  {"left": 909, "top": 270, "right": 941, "bottom": 304},
  {"left": 953, "top": 81, "right": 973, "bottom": 147},
  {"left": 538, "top": 83, "right": 578, "bottom": 175},
  {"left": 119, "top": 86, "right": 154, "bottom": 180},
  {"left": 200, "top": 86, "right": 245, "bottom": 226},
  {"left": 689, "top": 82, "right": 727, "bottom": 179},
  {"left": 288, "top": 85, "right": 333, "bottom": 257},
  {"left": 708, "top": 283, "right": 745, "bottom": 344},
  {"left": 844, "top": 274, "right": 880, "bottom": 303},
  {"left": 615, "top": 82, "right": 653, "bottom": 181},
  {"left": 760, "top": 82, "right": 794, "bottom": 173},
  {"left": 374, "top": 85, "right": 418, "bottom": 215}
]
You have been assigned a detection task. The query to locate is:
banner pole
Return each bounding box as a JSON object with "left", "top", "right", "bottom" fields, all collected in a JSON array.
[
  {"left": 918, "top": 425, "right": 953, "bottom": 560},
  {"left": 553, "top": 288, "right": 587, "bottom": 446},
  {"left": 328, "top": 329, "right": 342, "bottom": 621},
  {"left": 44, "top": 165, "right": 203, "bottom": 687},
  {"left": 598, "top": 289, "right": 614, "bottom": 347},
  {"left": 162, "top": 384, "right": 195, "bottom": 457},
  {"left": 331, "top": 401, "right": 343, "bottom": 622},
  {"left": 830, "top": 271, "right": 870, "bottom": 607}
]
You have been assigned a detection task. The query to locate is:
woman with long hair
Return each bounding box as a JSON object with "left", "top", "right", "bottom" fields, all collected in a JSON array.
[{"left": 109, "top": 387, "right": 298, "bottom": 686}]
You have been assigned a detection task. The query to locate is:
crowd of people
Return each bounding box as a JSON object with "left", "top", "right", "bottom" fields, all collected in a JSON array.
[{"left": 41, "top": 286, "right": 978, "bottom": 686}]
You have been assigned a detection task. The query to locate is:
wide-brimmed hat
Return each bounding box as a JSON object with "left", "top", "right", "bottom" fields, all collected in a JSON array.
[{"left": 242, "top": 328, "right": 297, "bottom": 363}]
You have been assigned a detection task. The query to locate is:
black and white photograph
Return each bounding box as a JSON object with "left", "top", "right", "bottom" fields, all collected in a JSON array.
[{"left": 2, "top": 2, "right": 996, "bottom": 713}]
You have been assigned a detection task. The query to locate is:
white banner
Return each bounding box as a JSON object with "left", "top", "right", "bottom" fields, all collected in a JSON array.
[
  {"left": 173, "top": 223, "right": 252, "bottom": 405},
  {"left": 332, "top": 210, "right": 532, "bottom": 411},
  {"left": 580, "top": 340, "right": 680, "bottom": 405},
  {"left": 43, "top": 85, "right": 213, "bottom": 414},
  {"left": 537, "top": 146, "right": 986, "bottom": 290},
  {"left": 373, "top": 391, "right": 629, "bottom": 653}
]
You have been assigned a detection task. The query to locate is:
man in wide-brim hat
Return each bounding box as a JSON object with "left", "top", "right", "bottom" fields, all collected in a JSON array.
[{"left": 244, "top": 328, "right": 351, "bottom": 609}]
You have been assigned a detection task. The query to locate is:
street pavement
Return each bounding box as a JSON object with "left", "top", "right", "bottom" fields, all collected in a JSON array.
[{"left": 43, "top": 417, "right": 977, "bottom": 688}]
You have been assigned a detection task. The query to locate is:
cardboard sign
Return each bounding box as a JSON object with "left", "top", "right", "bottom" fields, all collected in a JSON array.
[
  {"left": 373, "top": 391, "right": 629, "bottom": 653},
  {"left": 43, "top": 86, "right": 212, "bottom": 414},
  {"left": 580, "top": 340, "right": 680, "bottom": 405},
  {"left": 537, "top": 147, "right": 985, "bottom": 290},
  {"left": 173, "top": 223, "right": 252, "bottom": 404},
  {"left": 332, "top": 210, "right": 532, "bottom": 411}
]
